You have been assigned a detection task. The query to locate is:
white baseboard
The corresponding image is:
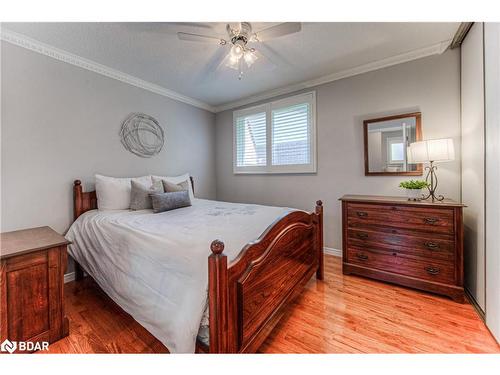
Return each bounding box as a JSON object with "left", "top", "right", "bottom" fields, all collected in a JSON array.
[
  {"left": 324, "top": 247, "right": 342, "bottom": 257},
  {"left": 64, "top": 272, "right": 76, "bottom": 284}
]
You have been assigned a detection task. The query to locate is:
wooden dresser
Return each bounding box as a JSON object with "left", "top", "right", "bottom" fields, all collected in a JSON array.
[
  {"left": 339, "top": 195, "right": 465, "bottom": 302},
  {"left": 0, "top": 226, "right": 70, "bottom": 352}
]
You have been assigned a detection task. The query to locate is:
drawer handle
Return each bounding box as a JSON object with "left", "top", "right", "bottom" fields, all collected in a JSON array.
[
  {"left": 357, "top": 233, "right": 369, "bottom": 240},
  {"left": 424, "top": 217, "right": 439, "bottom": 224},
  {"left": 425, "top": 266, "right": 440, "bottom": 275},
  {"left": 356, "top": 211, "right": 368, "bottom": 218},
  {"left": 425, "top": 241, "right": 440, "bottom": 250},
  {"left": 356, "top": 253, "right": 368, "bottom": 260}
]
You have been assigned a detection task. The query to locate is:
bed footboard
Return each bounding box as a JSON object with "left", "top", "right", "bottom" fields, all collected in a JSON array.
[{"left": 207, "top": 201, "right": 324, "bottom": 353}]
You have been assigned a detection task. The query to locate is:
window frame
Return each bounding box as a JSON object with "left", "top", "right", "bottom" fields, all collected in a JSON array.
[{"left": 233, "top": 91, "right": 317, "bottom": 174}]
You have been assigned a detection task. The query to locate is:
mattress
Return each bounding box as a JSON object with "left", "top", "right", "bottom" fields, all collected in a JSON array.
[{"left": 65, "top": 198, "right": 293, "bottom": 353}]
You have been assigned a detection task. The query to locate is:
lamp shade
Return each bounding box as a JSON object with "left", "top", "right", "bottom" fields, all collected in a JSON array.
[{"left": 407, "top": 138, "right": 455, "bottom": 163}]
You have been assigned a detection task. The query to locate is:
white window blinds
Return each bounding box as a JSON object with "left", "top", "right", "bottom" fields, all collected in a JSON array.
[
  {"left": 235, "top": 111, "right": 267, "bottom": 167},
  {"left": 233, "top": 92, "right": 316, "bottom": 174},
  {"left": 272, "top": 103, "right": 310, "bottom": 166}
]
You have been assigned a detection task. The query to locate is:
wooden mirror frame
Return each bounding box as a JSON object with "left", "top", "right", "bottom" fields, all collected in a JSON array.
[{"left": 363, "top": 112, "right": 423, "bottom": 176}]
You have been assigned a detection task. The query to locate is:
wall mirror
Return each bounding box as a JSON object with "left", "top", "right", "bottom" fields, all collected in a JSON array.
[{"left": 364, "top": 112, "right": 422, "bottom": 176}]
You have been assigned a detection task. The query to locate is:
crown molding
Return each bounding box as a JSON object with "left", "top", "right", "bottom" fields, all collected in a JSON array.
[
  {"left": 1, "top": 28, "right": 452, "bottom": 115},
  {"left": 213, "top": 39, "right": 452, "bottom": 112},
  {"left": 0, "top": 28, "right": 216, "bottom": 113}
]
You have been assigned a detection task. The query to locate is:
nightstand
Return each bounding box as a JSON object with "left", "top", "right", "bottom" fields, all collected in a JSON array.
[{"left": 0, "top": 226, "right": 70, "bottom": 353}]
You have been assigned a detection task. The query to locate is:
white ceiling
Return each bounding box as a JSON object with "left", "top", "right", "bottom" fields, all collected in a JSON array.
[{"left": 2, "top": 22, "right": 459, "bottom": 110}]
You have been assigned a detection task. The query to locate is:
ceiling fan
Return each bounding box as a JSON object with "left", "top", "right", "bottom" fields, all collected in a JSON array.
[{"left": 177, "top": 22, "right": 302, "bottom": 80}]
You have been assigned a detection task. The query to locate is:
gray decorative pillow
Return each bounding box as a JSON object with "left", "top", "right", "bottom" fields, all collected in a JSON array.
[
  {"left": 150, "top": 191, "right": 192, "bottom": 213},
  {"left": 130, "top": 179, "right": 163, "bottom": 210},
  {"left": 162, "top": 180, "right": 189, "bottom": 193}
]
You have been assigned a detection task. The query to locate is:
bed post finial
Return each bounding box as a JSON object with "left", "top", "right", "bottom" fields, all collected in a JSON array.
[
  {"left": 210, "top": 239, "right": 225, "bottom": 255},
  {"left": 74, "top": 180, "right": 82, "bottom": 186},
  {"left": 315, "top": 200, "right": 323, "bottom": 215},
  {"left": 208, "top": 239, "right": 229, "bottom": 353}
]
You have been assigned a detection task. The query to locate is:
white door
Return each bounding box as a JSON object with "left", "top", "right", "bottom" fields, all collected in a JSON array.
[
  {"left": 485, "top": 22, "right": 500, "bottom": 343},
  {"left": 461, "top": 22, "right": 486, "bottom": 311}
]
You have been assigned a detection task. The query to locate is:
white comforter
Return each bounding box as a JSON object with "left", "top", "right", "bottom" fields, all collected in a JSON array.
[{"left": 65, "top": 198, "right": 293, "bottom": 353}]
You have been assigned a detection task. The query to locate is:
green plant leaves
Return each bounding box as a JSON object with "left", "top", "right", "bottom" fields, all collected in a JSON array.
[{"left": 399, "top": 180, "right": 429, "bottom": 189}]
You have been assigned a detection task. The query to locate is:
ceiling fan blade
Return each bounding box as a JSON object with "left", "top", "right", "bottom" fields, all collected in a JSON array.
[
  {"left": 196, "top": 45, "right": 230, "bottom": 82},
  {"left": 177, "top": 32, "right": 225, "bottom": 44},
  {"left": 257, "top": 43, "right": 292, "bottom": 68},
  {"left": 168, "top": 22, "right": 214, "bottom": 30},
  {"left": 252, "top": 49, "right": 277, "bottom": 72},
  {"left": 119, "top": 23, "right": 215, "bottom": 37},
  {"left": 254, "top": 22, "right": 302, "bottom": 41}
]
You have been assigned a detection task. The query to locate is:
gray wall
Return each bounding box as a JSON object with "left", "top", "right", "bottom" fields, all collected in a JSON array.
[
  {"left": 1, "top": 42, "right": 216, "bottom": 234},
  {"left": 215, "top": 50, "right": 461, "bottom": 250}
]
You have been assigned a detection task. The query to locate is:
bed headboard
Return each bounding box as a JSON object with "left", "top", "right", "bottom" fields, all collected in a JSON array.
[{"left": 73, "top": 176, "right": 195, "bottom": 221}]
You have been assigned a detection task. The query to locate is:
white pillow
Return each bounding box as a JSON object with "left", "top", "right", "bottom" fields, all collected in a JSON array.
[
  {"left": 95, "top": 174, "right": 152, "bottom": 210},
  {"left": 151, "top": 173, "right": 195, "bottom": 201}
]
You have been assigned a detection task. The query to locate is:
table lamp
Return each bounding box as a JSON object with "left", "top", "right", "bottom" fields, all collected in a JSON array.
[{"left": 407, "top": 138, "right": 455, "bottom": 201}]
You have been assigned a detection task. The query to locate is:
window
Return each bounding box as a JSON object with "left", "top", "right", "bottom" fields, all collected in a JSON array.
[
  {"left": 233, "top": 92, "right": 316, "bottom": 174},
  {"left": 387, "top": 137, "right": 405, "bottom": 164},
  {"left": 390, "top": 143, "right": 404, "bottom": 162},
  {"left": 235, "top": 110, "right": 267, "bottom": 168}
]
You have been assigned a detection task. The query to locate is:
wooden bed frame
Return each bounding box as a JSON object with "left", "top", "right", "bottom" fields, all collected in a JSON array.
[{"left": 72, "top": 178, "right": 324, "bottom": 353}]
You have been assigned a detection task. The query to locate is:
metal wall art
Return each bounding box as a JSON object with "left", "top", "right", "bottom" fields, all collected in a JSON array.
[{"left": 120, "top": 113, "right": 164, "bottom": 158}]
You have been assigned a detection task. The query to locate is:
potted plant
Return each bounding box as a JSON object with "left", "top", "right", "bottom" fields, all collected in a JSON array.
[{"left": 399, "top": 180, "right": 429, "bottom": 201}]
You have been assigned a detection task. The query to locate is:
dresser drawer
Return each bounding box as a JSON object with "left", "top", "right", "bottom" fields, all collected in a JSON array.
[
  {"left": 347, "top": 228, "right": 455, "bottom": 262},
  {"left": 347, "top": 247, "right": 455, "bottom": 284},
  {"left": 347, "top": 203, "right": 455, "bottom": 234}
]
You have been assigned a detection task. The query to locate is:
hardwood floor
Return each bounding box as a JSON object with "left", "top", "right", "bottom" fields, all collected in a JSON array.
[{"left": 43, "top": 255, "right": 499, "bottom": 354}]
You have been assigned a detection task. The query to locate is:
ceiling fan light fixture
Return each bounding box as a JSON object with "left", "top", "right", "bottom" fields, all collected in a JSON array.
[
  {"left": 177, "top": 22, "right": 302, "bottom": 80},
  {"left": 243, "top": 49, "right": 258, "bottom": 67},
  {"left": 230, "top": 44, "right": 244, "bottom": 59},
  {"left": 226, "top": 54, "right": 240, "bottom": 70}
]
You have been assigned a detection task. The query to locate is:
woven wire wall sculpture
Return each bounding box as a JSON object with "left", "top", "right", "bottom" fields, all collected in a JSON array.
[{"left": 120, "top": 113, "right": 164, "bottom": 158}]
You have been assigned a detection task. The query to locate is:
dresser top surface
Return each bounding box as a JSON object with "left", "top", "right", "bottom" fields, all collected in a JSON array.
[
  {"left": 339, "top": 194, "right": 466, "bottom": 208},
  {"left": 0, "top": 226, "right": 70, "bottom": 260}
]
